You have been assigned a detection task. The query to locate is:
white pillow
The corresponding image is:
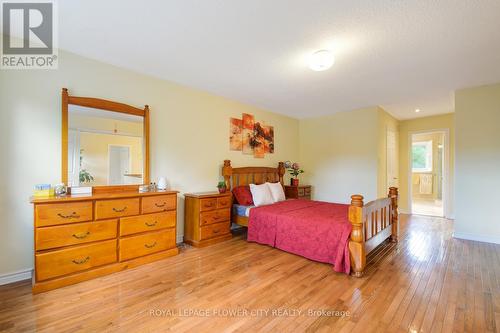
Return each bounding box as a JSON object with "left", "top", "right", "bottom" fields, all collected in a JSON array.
[
  {"left": 266, "top": 182, "right": 286, "bottom": 203},
  {"left": 249, "top": 183, "right": 274, "bottom": 207}
]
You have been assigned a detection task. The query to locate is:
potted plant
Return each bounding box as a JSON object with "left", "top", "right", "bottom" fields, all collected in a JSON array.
[
  {"left": 217, "top": 181, "right": 227, "bottom": 193},
  {"left": 287, "top": 162, "right": 304, "bottom": 186}
]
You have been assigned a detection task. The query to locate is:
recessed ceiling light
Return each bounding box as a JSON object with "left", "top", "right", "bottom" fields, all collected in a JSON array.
[
  {"left": 309, "top": 50, "right": 335, "bottom": 71},
  {"left": 415, "top": 109, "right": 421, "bottom": 113}
]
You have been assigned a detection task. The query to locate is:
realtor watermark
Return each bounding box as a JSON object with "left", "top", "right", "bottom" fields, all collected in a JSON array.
[
  {"left": 148, "top": 307, "right": 351, "bottom": 318},
  {"left": 1, "top": 0, "right": 58, "bottom": 69}
]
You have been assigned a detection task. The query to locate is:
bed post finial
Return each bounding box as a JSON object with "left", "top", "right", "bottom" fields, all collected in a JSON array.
[
  {"left": 388, "top": 187, "right": 399, "bottom": 243},
  {"left": 278, "top": 162, "right": 285, "bottom": 185},
  {"left": 349, "top": 194, "right": 365, "bottom": 278},
  {"left": 222, "top": 160, "right": 232, "bottom": 190}
]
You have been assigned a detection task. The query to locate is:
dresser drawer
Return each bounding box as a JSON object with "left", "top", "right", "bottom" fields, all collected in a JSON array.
[
  {"left": 304, "top": 187, "right": 311, "bottom": 195},
  {"left": 119, "top": 229, "right": 176, "bottom": 261},
  {"left": 142, "top": 195, "right": 176, "bottom": 214},
  {"left": 95, "top": 198, "right": 140, "bottom": 220},
  {"left": 35, "top": 240, "right": 117, "bottom": 281},
  {"left": 36, "top": 220, "right": 117, "bottom": 251},
  {"left": 200, "top": 221, "right": 230, "bottom": 240},
  {"left": 35, "top": 202, "right": 93, "bottom": 227},
  {"left": 217, "top": 196, "right": 232, "bottom": 209},
  {"left": 199, "top": 198, "right": 217, "bottom": 212},
  {"left": 200, "top": 208, "right": 230, "bottom": 226},
  {"left": 298, "top": 188, "right": 305, "bottom": 196},
  {"left": 120, "top": 211, "right": 176, "bottom": 236}
]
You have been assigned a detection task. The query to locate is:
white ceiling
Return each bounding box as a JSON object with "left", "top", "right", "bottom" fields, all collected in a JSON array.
[{"left": 57, "top": 0, "right": 500, "bottom": 120}]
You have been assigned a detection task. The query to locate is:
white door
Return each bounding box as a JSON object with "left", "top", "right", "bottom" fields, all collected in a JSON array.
[
  {"left": 109, "top": 146, "right": 130, "bottom": 185},
  {"left": 387, "top": 129, "right": 399, "bottom": 188}
]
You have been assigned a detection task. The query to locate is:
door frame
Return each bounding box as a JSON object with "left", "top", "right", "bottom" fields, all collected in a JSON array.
[
  {"left": 108, "top": 144, "right": 132, "bottom": 184},
  {"left": 408, "top": 129, "right": 450, "bottom": 218}
]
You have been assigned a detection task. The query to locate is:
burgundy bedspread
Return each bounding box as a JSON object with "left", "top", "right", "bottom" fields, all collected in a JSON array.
[{"left": 247, "top": 200, "right": 352, "bottom": 274}]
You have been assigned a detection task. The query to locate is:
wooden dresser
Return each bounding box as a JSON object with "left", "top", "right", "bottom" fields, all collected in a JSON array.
[
  {"left": 31, "top": 190, "right": 178, "bottom": 293},
  {"left": 284, "top": 185, "right": 312, "bottom": 200},
  {"left": 184, "top": 192, "right": 232, "bottom": 247}
]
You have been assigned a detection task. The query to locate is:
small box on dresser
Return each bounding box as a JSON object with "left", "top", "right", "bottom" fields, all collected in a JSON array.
[
  {"left": 184, "top": 192, "right": 232, "bottom": 247},
  {"left": 284, "top": 185, "right": 312, "bottom": 200}
]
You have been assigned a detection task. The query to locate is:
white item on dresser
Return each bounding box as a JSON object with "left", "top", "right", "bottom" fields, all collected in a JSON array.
[
  {"left": 157, "top": 177, "right": 168, "bottom": 190},
  {"left": 249, "top": 183, "right": 274, "bottom": 206},
  {"left": 70, "top": 186, "right": 92, "bottom": 195}
]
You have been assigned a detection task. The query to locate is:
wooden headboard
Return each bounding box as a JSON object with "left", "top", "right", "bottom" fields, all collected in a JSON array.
[{"left": 222, "top": 160, "right": 285, "bottom": 190}]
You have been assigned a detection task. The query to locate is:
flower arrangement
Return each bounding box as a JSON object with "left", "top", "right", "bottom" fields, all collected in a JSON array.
[{"left": 284, "top": 161, "right": 304, "bottom": 186}]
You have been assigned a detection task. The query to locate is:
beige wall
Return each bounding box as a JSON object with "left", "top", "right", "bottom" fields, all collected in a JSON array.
[
  {"left": 0, "top": 50, "right": 299, "bottom": 277},
  {"left": 455, "top": 83, "right": 500, "bottom": 243},
  {"left": 299, "top": 107, "right": 386, "bottom": 204},
  {"left": 398, "top": 114, "right": 455, "bottom": 216}
]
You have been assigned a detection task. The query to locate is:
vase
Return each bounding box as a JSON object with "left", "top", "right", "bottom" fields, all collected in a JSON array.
[
  {"left": 218, "top": 187, "right": 227, "bottom": 194},
  {"left": 291, "top": 178, "right": 299, "bottom": 187}
]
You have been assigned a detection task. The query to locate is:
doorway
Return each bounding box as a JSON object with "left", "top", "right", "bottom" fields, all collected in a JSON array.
[
  {"left": 409, "top": 131, "right": 448, "bottom": 217},
  {"left": 109, "top": 145, "right": 131, "bottom": 185}
]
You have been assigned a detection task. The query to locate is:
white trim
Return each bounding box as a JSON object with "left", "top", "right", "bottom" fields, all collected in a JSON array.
[
  {"left": 408, "top": 129, "right": 450, "bottom": 218},
  {"left": 176, "top": 235, "right": 184, "bottom": 244},
  {"left": 453, "top": 232, "right": 500, "bottom": 245},
  {"left": 0, "top": 269, "right": 32, "bottom": 286}
]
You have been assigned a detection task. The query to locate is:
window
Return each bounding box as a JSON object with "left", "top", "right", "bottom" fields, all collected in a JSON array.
[{"left": 412, "top": 140, "right": 433, "bottom": 172}]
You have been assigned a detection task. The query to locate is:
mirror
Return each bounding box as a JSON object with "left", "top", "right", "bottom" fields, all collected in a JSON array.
[{"left": 62, "top": 88, "right": 150, "bottom": 190}]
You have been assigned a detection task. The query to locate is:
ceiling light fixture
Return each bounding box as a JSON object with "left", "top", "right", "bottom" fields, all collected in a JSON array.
[
  {"left": 415, "top": 109, "right": 421, "bottom": 113},
  {"left": 309, "top": 50, "right": 335, "bottom": 71}
]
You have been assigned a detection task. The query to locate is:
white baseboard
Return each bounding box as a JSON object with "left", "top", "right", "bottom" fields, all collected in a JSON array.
[
  {"left": 453, "top": 232, "right": 500, "bottom": 245},
  {"left": 0, "top": 268, "right": 32, "bottom": 286}
]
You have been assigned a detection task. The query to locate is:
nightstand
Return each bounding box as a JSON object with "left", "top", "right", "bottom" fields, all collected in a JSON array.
[
  {"left": 284, "top": 185, "right": 311, "bottom": 200},
  {"left": 184, "top": 192, "right": 232, "bottom": 247}
]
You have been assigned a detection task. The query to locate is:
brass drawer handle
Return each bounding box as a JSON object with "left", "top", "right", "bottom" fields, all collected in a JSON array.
[
  {"left": 72, "top": 256, "right": 90, "bottom": 265},
  {"left": 155, "top": 202, "right": 166, "bottom": 208},
  {"left": 72, "top": 231, "right": 90, "bottom": 239},
  {"left": 145, "top": 221, "right": 158, "bottom": 227},
  {"left": 213, "top": 229, "right": 220, "bottom": 234},
  {"left": 112, "top": 207, "right": 127, "bottom": 213},
  {"left": 58, "top": 212, "right": 80, "bottom": 219},
  {"left": 204, "top": 202, "right": 214, "bottom": 207},
  {"left": 145, "top": 241, "right": 157, "bottom": 249}
]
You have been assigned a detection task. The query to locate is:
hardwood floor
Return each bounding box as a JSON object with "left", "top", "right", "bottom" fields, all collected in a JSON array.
[{"left": 0, "top": 214, "right": 499, "bottom": 332}]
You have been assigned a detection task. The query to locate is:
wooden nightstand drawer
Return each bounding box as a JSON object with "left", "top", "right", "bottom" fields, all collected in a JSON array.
[
  {"left": 217, "top": 196, "right": 232, "bottom": 209},
  {"left": 119, "top": 229, "right": 176, "bottom": 261},
  {"left": 120, "top": 211, "right": 176, "bottom": 236},
  {"left": 284, "top": 185, "right": 312, "bottom": 199},
  {"left": 95, "top": 198, "right": 140, "bottom": 220},
  {"left": 200, "top": 221, "right": 230, "bottom": 240},
  {"left": 36, "top": 220, "right": 117, "bottom": 251},
  {"left": 35, "top": 240, "right": 117, "bottom": 281},
  {"left": 200, "top": 208, "right": 230, "bottom": 226},
  {"left": 200, "top": 198, "right": 217, "bottom": 211},
  {"left": 184, "top": 192, "right": 233, "bottom": 248},
  {"left": 35, "top": 202, "right": 93, "bottom": 227},
  {"left": 142, "top": 194, "right": 176, "bottom": 214}
]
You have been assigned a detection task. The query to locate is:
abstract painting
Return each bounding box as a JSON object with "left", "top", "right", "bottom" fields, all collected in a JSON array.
[{"left": 229, "top": 113, "right": 274, "bottom": 158}]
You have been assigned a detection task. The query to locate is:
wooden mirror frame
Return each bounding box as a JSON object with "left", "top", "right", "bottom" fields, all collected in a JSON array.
[{"left": 61, "top": 88, "right": 150, "bottom": 193}]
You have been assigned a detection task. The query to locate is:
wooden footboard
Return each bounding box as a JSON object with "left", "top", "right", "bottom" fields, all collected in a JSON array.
[{"left": 348, "top": 187, "right": 399, "bottom": 277}]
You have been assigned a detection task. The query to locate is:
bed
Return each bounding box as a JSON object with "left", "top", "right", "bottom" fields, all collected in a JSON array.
[{"left": 222, "top": 159, "right": 399, "bottom": 277}]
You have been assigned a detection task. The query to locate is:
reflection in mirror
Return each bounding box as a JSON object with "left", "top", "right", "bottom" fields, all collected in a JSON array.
[{"left": 68, "top": 105, "right": 144, "bottom": 187}]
